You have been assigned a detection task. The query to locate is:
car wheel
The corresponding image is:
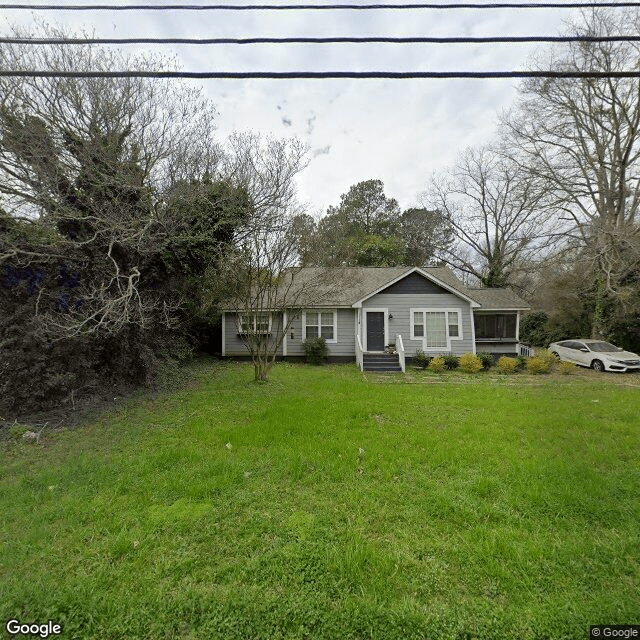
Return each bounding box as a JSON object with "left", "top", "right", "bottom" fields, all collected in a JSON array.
[
  {"left": 551, "top": 351, "right": 560, "bottom": 358},
  {"left": 592, "top": 359, "right": 605, "bottom": 373}
]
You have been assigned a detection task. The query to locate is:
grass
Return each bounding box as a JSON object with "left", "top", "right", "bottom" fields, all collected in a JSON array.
[{"left": 1, "top": 359, "right": 639, "bottom": 639}]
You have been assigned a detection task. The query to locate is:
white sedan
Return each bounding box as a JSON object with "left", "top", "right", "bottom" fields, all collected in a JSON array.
[{"left": 548, "top": 339, "right": 640, "bottom": 373}]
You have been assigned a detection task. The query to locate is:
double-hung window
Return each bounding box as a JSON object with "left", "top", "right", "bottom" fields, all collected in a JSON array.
[
  {"left": 239, "top": 313, "right": 271, "bottom": 335},
  {"left": 303, "top": 310, "right": 337, "bottom": 342},
  {"left": 411, "top": 309, "right": 462, "bottom": 350}
]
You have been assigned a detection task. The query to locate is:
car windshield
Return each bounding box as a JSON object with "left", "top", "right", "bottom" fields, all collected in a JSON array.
[{"left": 588, "top": 342, "right": 621, "bottom": 352}]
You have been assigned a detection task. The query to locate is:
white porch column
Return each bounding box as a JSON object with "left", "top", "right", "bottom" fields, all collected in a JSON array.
[
  {"left": 221, "top": 312, "right": 226, "bottom": 356},
  {"left": 283, "top": 310, "right": 288, "bottom": 357}
]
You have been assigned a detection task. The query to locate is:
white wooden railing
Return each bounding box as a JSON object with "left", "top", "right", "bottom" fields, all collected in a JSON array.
[
  {"left": 518, "top": 343, "right": 534, "bottom": 357},
  {"left": 396, "top": 333, "right": 405, "bottom": 373},
  {"left": 356, "top": 333, "right": 364, "bottom": 371}
]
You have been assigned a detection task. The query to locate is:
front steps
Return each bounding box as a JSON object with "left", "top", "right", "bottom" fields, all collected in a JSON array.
[{"left": 363, "top": 353, "right": 402, "bottom": 373}]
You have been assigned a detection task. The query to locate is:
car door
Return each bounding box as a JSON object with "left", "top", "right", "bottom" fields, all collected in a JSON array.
[
  {"left": 559, "top": 341, "right": 582, "bottom": 364},
  {"left": 571, "top": 341, "right": 592, "bottom": 366},
  {"left": 555, "top": 341, "right": 576, "bottom": 363}
]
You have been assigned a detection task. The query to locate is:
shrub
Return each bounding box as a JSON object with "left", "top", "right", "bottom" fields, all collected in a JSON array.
[
  {"left": 526, "top": 356, "right": 552, "bottom": 374},
  {"left": 459, "top": 353, "right": 482, "bottom": 373},
  {"left": 559, "top": 361, "right": 576, "bottom": 375},
  {"left": 428, "top": 355, "right": 446, "bottom": 373},
  {"left": 412, "top": 349, "right": 432, "bottom": 370},
  {"left": 443, "top": 355, "right": 459, "bottom": 370},
  {"left": 477, "top": 353, "right": 494, "bottom": 370},
  {"left": 516, "top": 356, "right": 527, "bottom": 371},
  {"left": 497, "top": 356, "right": 518, "bottom": 374},
  {"left": 302, "top": 336, "right": 328, "bottom": 365},
  {"left": 538, "top": 349, "right": 559, "bottom": 369}
]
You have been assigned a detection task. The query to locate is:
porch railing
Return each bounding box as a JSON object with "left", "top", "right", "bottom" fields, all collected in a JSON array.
[
  {"left": 396, "top": 333, "right": 405, "bottom": 373},
  {"left": 518, "top": 343, "right": 534, "bottom": 357},
  {"left": 356, "top": 333, "right": 364, "bottom": 371}
]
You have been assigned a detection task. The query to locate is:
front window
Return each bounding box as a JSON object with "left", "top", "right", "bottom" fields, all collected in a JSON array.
[
  {"left": 411, "top": 309, "right": 462, "bottom": 349},
  {"left": 425, "top": 312, "right": 447, "bottom": 348},
  {"left": 448, "top": 312, "right": 459, "bottom": 337},
  {"left": 303, "top": 310, "right": 337, "bottom": 342},
  {"left": 239, "top": 313, "right": 271, "bottom": 334}
]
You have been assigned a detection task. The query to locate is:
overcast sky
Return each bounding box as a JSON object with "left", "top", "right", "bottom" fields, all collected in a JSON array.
[{"left": 2, "top": 1, "right": 588, "bottom": 214}]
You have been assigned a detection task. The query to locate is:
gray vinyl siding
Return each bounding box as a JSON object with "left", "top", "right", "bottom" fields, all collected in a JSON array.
[
  {"left": 379, "top": 271, "right": 448, "bottom": 295},
  {"left": 224, "top": 312, "right": 284, "bottom": 357},
  {"left": 224, "top": 309, "right": 356, "bottom": 358},
  {"left": 362, "top": 292, "right": 474, "bottom": 356},
  {"left": 285, "top": 308, "right": 356, "bottom": 357},
  {"left": 475, "top": 342, "right": 518, "bottom": 355}
]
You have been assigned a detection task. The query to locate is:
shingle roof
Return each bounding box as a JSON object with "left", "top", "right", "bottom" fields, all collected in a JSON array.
[
  {"left": 223, "top": 266, "right": 530, "bottom": 310},
  {"left": 465, "top": 287, "right": 530, "bottom": 310},
  {"left": 280, "top": 266, "right": 529, "bottom": 310}
]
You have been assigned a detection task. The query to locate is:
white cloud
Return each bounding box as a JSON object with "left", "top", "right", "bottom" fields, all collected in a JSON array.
[{"left": 2, "top": 1, "right": 584, "bottom": 211}]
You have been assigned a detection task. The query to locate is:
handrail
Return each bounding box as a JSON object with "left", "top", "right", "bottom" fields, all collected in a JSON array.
[
  {"left": 396, "top": 333, "right": 405, "bottom": 373},
  {"left": 518, "top": 343, "right": 534, "bottom": 357},
  {"left": 356, "top": 333, "right": 364, "bottom": 371}
]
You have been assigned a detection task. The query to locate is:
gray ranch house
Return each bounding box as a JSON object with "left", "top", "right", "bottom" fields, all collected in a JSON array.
[{"left": 221, "top": 266, "right": 530, "bottom": 372}]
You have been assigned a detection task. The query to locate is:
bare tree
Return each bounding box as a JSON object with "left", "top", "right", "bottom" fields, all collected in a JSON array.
[
  {"left": 0, "top": 23, "right": 222, "bottom": 339},
  {"left": 203, "top": 136, "right": 348, "bottom": 381},
  {"left": 505, "top": 8, "right": 640, "bottom": 331},
  {"left": 424, "top": 146, "right": 552, "bottom": 288}
]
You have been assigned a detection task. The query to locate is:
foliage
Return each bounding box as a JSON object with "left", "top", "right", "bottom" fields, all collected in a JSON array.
[
  {"left": 293, "top": 180, "right": 452, "bottom": 267},
  {"left": 496, "top": 356, "right": 519, "bottom": 374},
  {"left": 559, "top": 361, "right": 576, "bottom": 375},
  {"left": 458, "top": 353, "right": 483, "bottom": 373},
  {"left": 411, "top": 349, "right": 432, "bottom": 369},
  {"left": 520, "top": 311, "right": 554, "bottom": 347},
  {"left": 516, "top": 356, "right": 528, "bottom": 371},
  {"left": 302, "top": 336, "right": 328, "bottom": 365},
  {"left": 477, "top": 352, "right": 495, "bottom": 370},
  {"left": 526, "top": 357, "right": 553, "bottom": 375},
  {"left": 427, "top": 355, "right": 446, "bottom": 373},
  {"left": 538, "top": 349, "right": 560, "bottom": 369},
  {"left": 442, "top": 355, "right": 459, "bottom": 370}
]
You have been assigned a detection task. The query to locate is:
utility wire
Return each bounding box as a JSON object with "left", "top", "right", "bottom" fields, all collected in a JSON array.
[
  {"left": 1, "top": 2, "right": 639, "bottom": 10},
  {"left": 3, "top": 35, "right": 640, "bottom": 44},
  {"left": 2, "top": 70, "right": 640, "bottom": 78}
]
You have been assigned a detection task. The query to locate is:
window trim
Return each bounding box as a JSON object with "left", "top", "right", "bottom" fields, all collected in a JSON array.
[
  {"left": 410, "top": 308, "right": 463, "bottom": 351},
  {"left": 237, "top": 313, "right": 272, "bottom": 335},
  {"left": 302, "top": 309, "right": 338, "bottom": 343}
]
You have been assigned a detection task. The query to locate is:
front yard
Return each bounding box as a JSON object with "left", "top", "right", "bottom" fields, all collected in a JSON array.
[{"left": 2, "top": 360, "right": 639, "bottom": 639}]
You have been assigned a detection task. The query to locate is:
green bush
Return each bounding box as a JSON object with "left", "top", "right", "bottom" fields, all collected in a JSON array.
[
  {"left": 459, "top": 353, "right": 482, "bottom": 373},
  {"left": 443, "top": 355, "right": 459, "bottom": 370},
  {"left": 302, "top": 336, "right": 328, "bottom": 365},
  {"left": 538, "top": 349, "right": 559, "bottom": 369},
  {"left": 477, "top": 353, "right": 494, "bottom": 370},
  {"left": 497, "top": 356, "right": 518, "bottom": 374},
  {"left": 516, "top": 356, "right": 527, "bottom": 371},
  {"left": 412, "top": 349, "right": 432, "bottom": 370},
  {"left": 559, "top": 361, "right": 576, "bottom": 375},
  {"left": 526, "top": 356, "right": 552, "bottom": 374},
  {"left": 428, "top": 355, "right": 446, "bottom": 373}
]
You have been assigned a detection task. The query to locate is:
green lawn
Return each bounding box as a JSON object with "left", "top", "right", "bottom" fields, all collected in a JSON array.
[{"left": 2, "top": 360, "right": 639, "bottom": 639}]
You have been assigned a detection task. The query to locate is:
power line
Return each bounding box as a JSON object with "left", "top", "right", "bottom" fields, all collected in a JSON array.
[
  {"left": 2, "top": 70, "right": 640, "bottom": 78},
  {"left": 1, "top": 2, "right": 639, "bottom": 10},
  {"left": 3, "top": 35, "right": 640, "bottom": 45}
]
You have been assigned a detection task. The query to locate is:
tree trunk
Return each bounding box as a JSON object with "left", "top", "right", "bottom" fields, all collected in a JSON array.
[{"left": 254, "top": 360, "right": 271, "bottom": 381}]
